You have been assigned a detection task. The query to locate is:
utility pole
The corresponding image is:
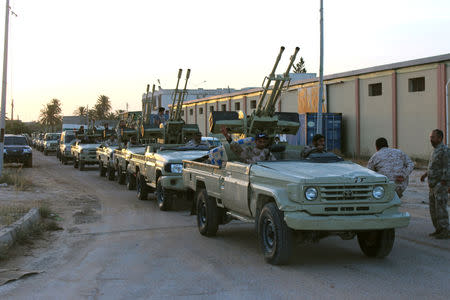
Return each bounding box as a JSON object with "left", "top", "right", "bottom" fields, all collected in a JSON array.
[
  {"left": 317, "top": 0, "right": 324, "bottom": 134},
  {"left": 0, "top": 0, "right": 11, "bottom": 177},
  {"left": 10, "top": 98, "right": 13, "bottom": 120}
]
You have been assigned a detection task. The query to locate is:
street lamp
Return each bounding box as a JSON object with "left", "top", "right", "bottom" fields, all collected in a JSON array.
[{"left": 0, "top": 0, "right": 11, "bottom": 177}]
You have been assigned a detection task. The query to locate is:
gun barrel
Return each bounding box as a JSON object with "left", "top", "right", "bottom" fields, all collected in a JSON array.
[
  {"left": 255, "top": 46, "right": 285, "bottom": 115},
  {"left": 169, "top": 69, "right": 183, "bottom": 119},
  {"left": 175, "top": 69, "right": 191, "bottom": 120}
]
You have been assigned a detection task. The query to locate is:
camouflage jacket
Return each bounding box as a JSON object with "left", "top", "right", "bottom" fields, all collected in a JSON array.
[
  {"left": 367, "top": 147, "right": 415, "bottom": 192},
  {"left": 229, "top": 141, "right": 276, "bottom": 164},
  {"left": 301, "top": 145, "right": 325, "bottom": 158},
  {"left": 185, "top": 139, "right": 209, "bottom": 147},
  {"left": 428, "top": 143, "right": 450, "bottom": 188}
]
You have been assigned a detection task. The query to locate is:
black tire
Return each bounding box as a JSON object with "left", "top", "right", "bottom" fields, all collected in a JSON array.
[
  {"left": 99, "top": 162, "right": 106, "bottom": 177},
  {"left": 357, "top": 229, "right": 395, "bottom": 258},
  {"left": 117, "top": 166, "right": 126, "bottom": 185},
  {"left": 258, "top": 202, "right": 293, "bottom": 265},
  {"left": 24, "top": 157, "right": 32, "bottom": 168},
  {"left": 136, "top": 171, "right": 149, "bottom": 200},
  {"left": 196, "top": 188, "right": 219, "bottom": 236},
  {"left": 107, "top": 164, "right": 115, "bottom": 181},
  {"left": 56, "top": 151, "right": 60, "bottom": 160},
  {"left": 126, "top": 172, "right": 136, "bottom": 190},
  {"left": 73, "top": 157, "right": 79, "bottom": 168},
  {"left": 156, "top": 177, "right": 172, "bottom": 211},
  {"left": 44, "top": 150, "right": 48, "bottom": 156},
  {"left": 79, "top": 160, "right": 85, "bottom": 171},
  {"left": 62, "top": 155, "right": 68, "bottom": 165}
]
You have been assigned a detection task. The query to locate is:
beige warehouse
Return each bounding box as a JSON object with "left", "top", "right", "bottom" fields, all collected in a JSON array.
[{"left": 177, "top": 54, "right": 450, "bottom": 160}]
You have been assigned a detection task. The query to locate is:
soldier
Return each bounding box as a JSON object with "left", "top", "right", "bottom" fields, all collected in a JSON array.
[
  {"left": 367, "top": 137, "right": 414, "bottom": 198},
  {"left": 420, "top": 129, "right": 449, "bottom": 239},
  {"left": 301, "top": 134, "right": 326, "bottom": 158},
  {"left": 105, "top": 134, "right": 118, "bottom": 147},
  {"left": 186, "top": 132, "right": 208, "bottom": 147},
  {"left": 155, "top": 107, "right": 166, "bottom": 127},
  {"left": 221, "top": 126, "right": 275, "bottom": 164}
]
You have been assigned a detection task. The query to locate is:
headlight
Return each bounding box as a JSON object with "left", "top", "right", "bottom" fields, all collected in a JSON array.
[
  {"left": 23, "top": 147, "right": 32, "bottom": 153},
  {"left": 372, "top": 186, "right": 385, "bottom": 199},
  {"left": 3, "top": 149, "right": 6, "bottom": 154},
  {"left": 46, "top": 142, "right": 51, "bottom": 146},
  {"left": 305, "top": 187, "right": 318, "bottom": 201},
  {"left": 170, "top": 163, "right": 183, "bottom": 173}
]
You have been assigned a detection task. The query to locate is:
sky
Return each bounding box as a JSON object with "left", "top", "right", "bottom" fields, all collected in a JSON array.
[{"left": 1, "top": 0, "right": 449, "bottom": 122}]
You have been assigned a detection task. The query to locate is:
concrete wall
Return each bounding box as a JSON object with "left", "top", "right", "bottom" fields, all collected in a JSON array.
[
  {"left": 327, "top": 80, "right": 356, "bottom": 156},
  {"left": 359, "top": 74, "right": 393, "bottom": 156},
  {"left": 397, "top": 67, "right": 437, "bottom": 159}
]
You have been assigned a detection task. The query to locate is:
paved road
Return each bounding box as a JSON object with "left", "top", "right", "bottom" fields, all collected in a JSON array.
[{"left": 0, "top": 152, "right": 449, "bottom": 299}]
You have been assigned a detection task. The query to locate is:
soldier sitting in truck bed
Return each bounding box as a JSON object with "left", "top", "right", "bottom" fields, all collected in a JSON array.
[{"left": 221, "top": 126, "right": 275, "bottom": 164}]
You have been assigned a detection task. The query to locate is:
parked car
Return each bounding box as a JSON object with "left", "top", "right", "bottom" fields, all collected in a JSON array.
[{"left": 3, "top": 134, "right": 33, "bottom": 167}]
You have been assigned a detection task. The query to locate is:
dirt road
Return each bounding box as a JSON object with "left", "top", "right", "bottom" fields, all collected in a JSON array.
[{"left": 0, "top": 152, "right": 448, "bottom": 299}]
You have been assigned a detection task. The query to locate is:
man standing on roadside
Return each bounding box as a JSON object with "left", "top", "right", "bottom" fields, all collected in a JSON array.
[
  {"left": 420, "top": 129, "right": 449, "bottom": 239},
  {"left": 367, "top": 137, "right": 414, "bottom": 198}
]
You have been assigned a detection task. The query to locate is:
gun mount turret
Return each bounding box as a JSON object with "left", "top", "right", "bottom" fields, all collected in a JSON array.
[
  {"left": 209, "top": 46, "right": 300, "bottom": 138},
  {"left": 140, "top": 69, "right": 201, "bottom": 144}
]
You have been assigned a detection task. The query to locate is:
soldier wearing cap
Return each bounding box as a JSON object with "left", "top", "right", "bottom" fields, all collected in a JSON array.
[
  {"left": 221, "top": 126, "right": 275, "bottom": 164},
  {"left": 301, "top": 134, "right": 326, "bottom": 158},
  {"left": 186, "top": 132, "right": 208, "bottom": 147}
]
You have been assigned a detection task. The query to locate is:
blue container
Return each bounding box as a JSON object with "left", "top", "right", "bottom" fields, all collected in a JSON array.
[{"left": 286, "top": 113, "right": 342, "bottom": 152}]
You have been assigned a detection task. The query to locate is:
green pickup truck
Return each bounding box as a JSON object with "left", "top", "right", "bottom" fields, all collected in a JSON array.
[
  {"left": 183, "top": 147, "right": 410, "bottom": 265},
  {"left": 128, "top": 144, "right": 209, "bottom": 210}
]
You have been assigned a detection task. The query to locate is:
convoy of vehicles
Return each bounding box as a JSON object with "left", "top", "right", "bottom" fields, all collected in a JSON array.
[{"left": 22, "top": 49, "right": 410, "bottom": 265}]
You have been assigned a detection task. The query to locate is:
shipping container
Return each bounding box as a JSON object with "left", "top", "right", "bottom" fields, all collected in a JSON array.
[{"left": 286, "top": 113, "right": 342, "bottom": 152}]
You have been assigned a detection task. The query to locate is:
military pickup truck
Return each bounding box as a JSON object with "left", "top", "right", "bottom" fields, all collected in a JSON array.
[
  {"left": 128, "top": 144, "right": 209, "bottom": 209},
  {"left": 71, "top": 138, "right": 101, "bottom": 171},
  {"left": 114, "top": 145, "right": 147, "bottom": 187},
  {"left": 42, "top": 133, "right": 61, "bottom": 156},
  {"left": 59, "top": 131, "right": 76, "bottom": 164},
  {"left": 183, "top": 146, "right": 410, "bottom": 265},
  {"left": 97, "top": 143, "right": 119, "bottom": 180}
]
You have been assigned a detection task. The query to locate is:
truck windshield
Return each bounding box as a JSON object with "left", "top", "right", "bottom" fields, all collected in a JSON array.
[
  {"left": 5, "top": 136, "right": 28, "bottom": 145},
  {"left": 65, "top": 135, "right": 75, "bottom": 143},
  {"left": 45, "top": 134, "right": 59, "bottom": 140},
  {"left": 299, "top": 152, "right": 344, "bottom": 163}
]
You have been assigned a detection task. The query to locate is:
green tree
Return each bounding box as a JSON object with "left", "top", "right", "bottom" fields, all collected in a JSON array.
[
  {"left": 39, "top": 98, "right": 63, "bottom": 132},
  {"left": 293, "top": 57, "right": 307, "bottom": 73},
  {"left": 73, "top": 106, "right": 87, "bottom": 117},
  {"left": 94, "top": 95, "right": 112, "bottom": 120}
]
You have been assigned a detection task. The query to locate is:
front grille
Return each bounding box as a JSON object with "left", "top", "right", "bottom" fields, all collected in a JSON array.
[{"left": 320, "top": 185, "right": 372, "bottom": 201}]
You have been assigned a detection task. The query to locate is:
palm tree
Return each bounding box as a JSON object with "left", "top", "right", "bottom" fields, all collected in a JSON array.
[
  {"left": 73, "top": 106, "right": 87, "bottom": 117},
  {"left": 40, "top": 98, "right": 63, "bottom": 132},
  {"left": 94, "top": 95, "right": 112, "bottom": 120}
]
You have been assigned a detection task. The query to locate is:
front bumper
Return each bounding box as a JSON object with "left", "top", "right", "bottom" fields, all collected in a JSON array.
[
  {"left": 4, "top": 153, "right": 32, "bottom": 163},
  {"left": 159, "top": 175, "right": 185, "bottom": 191},
  {"left": 79, "top": 154, "right": 98, "bottom": 164},
  {"left": 284, "top": 209, "right": 410, "bottom": 231}
]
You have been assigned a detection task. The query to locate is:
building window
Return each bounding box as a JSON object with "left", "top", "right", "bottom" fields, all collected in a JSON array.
[
  {"left": 181, "top": 110, "right": 184, "bottom": 116},
  {"left": 368, "top": 83, "right": 382, "bottom": 96},
  {"left": 210, "top": 105, "right": 214, "bottom": 112},
  {"left": 221, "top": 104, "right": 227, "bottom": 111},
  {"left": 199, "top": 107, "right": 203, "bottom": 115},
  {"left": 189, "top": 109, "right": 193, "bottom": 116},
  {"left": 250, "top": 100, "right": 257, "bottom": 109},
  {"left": 408, "top": 77, "right": 425, "bottom": 92},
  {"left": 234, "top": 102, "right": 241, "bottom": 111}
]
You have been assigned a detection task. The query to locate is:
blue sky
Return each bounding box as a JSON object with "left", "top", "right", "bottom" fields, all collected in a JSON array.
[{"left": 1, "top": 0, "right": 449, "bottom": 121}]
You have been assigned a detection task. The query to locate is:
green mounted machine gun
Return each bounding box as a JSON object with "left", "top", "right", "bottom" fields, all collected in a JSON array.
[
  {"left": 209, "top": 46, "right": 301, "bottom": 139},
  {"left": 140, "top": 68, "right": 201, "bottom": 144}
]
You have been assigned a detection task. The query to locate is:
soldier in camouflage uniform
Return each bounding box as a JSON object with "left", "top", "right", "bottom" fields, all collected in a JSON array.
[
  {"left": 301, "top": 134, "right": 326, "bottom": 158},
  {"left": 420, "top": 129, "right": 449, "bottom": 239},
  {"left": 221, "top": 126, "right": 275, "bottom": 164},
  {"left": 367, "top": 137, "right": 414, "bottom": 198}
]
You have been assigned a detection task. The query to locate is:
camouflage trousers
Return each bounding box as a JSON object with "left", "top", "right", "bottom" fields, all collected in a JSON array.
[{"left": 429, "top": 183, "right": 449, "bottom": 231}]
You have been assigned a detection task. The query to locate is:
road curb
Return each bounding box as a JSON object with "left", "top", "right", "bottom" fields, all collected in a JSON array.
[{"left": 0, "top": 208, "right": 41, "bottom": 250}]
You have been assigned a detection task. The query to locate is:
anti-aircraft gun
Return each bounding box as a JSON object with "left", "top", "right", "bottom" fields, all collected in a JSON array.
[
  {"left": 140, "top": 69, "right": 201, "bottom": 144},
  {"left": 209, "top": 46, "right": 300, "bottom": 139}
]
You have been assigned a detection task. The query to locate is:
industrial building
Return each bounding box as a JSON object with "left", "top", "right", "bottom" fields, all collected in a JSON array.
[{"left": 177, "top": 54, "right": 450, "bottom": 160}]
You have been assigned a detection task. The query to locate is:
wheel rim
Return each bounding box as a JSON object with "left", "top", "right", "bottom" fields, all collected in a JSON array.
[{"left": 262, "top": 217, "right": 275, "bottom": 251}]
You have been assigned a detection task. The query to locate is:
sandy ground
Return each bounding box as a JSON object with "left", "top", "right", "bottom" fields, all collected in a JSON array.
[{"left": 0, "top": 151, "right": 448, "bottom": 299}]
